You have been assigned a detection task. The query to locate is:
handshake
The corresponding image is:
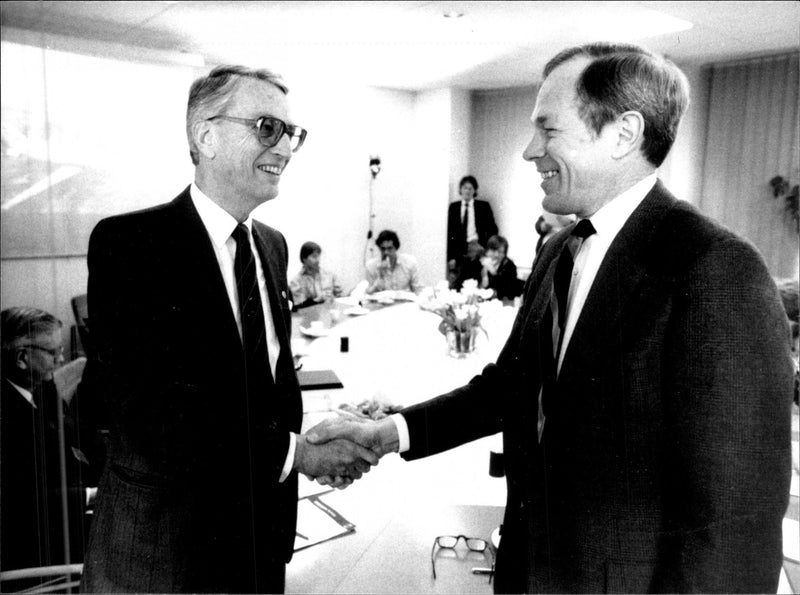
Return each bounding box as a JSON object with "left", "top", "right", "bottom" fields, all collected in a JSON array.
[{"left": 292, "top": 414, "right": 400, "bottom": 489}]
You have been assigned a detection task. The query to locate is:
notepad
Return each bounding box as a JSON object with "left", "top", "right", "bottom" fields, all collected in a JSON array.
[{"left": 297, "top": 369, "right": 344, "bottom": 390}]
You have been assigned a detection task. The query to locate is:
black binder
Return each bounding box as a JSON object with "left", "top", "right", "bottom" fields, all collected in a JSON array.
[{"left": 297, "top": 369, "right": 344, "bottom": 390}]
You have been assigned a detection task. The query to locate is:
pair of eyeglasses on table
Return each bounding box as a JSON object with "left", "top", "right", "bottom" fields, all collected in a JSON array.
[{"left": 430, "top": 534, "right": 494, "bottom": 583}]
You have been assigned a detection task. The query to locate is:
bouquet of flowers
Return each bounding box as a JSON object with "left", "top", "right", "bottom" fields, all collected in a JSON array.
[{"left": 419, "top": 280, "right": 493, "bottom": 355}]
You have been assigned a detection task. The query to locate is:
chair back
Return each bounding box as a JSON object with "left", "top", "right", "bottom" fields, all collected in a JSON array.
[
  {"left": 0, "top": 564, "right": 83, "bottom": 594},
  {"left": 70, "top": 295, "right": 92, "bottom": 358}
]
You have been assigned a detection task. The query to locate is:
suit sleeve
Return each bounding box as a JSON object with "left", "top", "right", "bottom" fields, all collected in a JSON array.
[
  {"left": 655, "top": 237, "right": 793, "bottom": 592},
  {"left": 400, "top": 294, "right": 533, "bottom": 458}
]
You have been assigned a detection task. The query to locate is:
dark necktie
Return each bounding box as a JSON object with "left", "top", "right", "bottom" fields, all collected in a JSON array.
[
  {"left": 232, "top": 223, "right": 272, "bottom": 391},
  {"left": 553, "top": 219, "right": 596, "bottom": 343}
]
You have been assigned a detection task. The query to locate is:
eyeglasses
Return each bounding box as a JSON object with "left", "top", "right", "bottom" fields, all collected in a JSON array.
[
  {"left": 430, "top": 534, "right": 491, "bottom": 580},
  {"left": 20, "top": 344, "right": 64, "bottom": 359},
  {"left": 208, "top": 115, "right": 307, "bottom": 152}
]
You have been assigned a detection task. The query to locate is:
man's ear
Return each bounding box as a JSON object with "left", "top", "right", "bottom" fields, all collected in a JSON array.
[
  {"left": 193, "top": 120, "right": 217, "bottom": 160},
  {"left": 612, "top": 110, "right": 645, "bottom": 160},
  {"left": 14, "top": 348, "right": 29, "bottom": 371}
]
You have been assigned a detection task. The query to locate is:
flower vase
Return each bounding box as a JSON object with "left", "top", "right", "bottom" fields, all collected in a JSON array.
[{"left": 446, "top": 327, "right": 478, "bottom": 358}]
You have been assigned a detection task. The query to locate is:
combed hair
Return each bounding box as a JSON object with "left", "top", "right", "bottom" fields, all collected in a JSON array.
[
  {"left": 376, "top": 230, "right": 400, "bottom": 249},
  {"left": 186, "top": 65, "right": 289, "bottom": 165},
  {"left": 459, "top": 175, "right": 479, "bottom": 196},
  {"left": 1, "top": 307, "right": 62, "bottom": 351},
  {"left": 300, "top": 241, "right": 322, "bottom": 262},
  {"left": 544, "top": 42, "right": 690, "bottom": 167},
  {"left": 486, "top": 235, "right": 509, "bottom": 253}
]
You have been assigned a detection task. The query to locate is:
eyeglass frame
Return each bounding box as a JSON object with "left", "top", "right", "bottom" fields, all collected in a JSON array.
[
  {"left": 207, "top": 114, "right": 307, "bottom": 152},
  {"left": 19, "top": 344, "right": 65, "bottom": 359},
  {"left": 430, "top": 534, "right": 493, "bottom": 581}
]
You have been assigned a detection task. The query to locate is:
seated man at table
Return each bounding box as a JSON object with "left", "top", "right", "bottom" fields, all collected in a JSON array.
[
  {"left": 0, "top": 307, "right": 99, "bottom": 576},
  {"left": 290, "top": 241, "right": 343, "bottom": 309},
  {"left": 479, "top": 235, "right": 523, "bottom": 302},
  {"left": 364, "top": 229, "right": 421, "bottom": 294}
]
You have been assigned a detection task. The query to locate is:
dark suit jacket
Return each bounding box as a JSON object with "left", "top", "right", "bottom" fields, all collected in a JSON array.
[
  {"left": 447, "top": 199, "right": 498, "bottom": 263},
  {"left": 402, "top": 181, "right": 793, "bottom": 593},
  {"left": 80, "top": 187, "right": 302, "bottom": 593},
  {"left": 1, "top": 379, "right": 90, "bottom": 573}
]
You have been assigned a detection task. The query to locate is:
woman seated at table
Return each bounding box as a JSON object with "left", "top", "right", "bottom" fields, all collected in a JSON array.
[
  {"left": 364, "top": 230, "right": 421, "bottom": 294},
  {"left": 290, "top": 241, "right": 343, "bottom": 309},
  {"left": 479, "top": 235, "right": 523, "bottom": 302}
]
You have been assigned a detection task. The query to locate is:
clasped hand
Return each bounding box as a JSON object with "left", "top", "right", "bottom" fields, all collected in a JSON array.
[{"left": 295, "top": 414, "right": 397, "bottom": 489}]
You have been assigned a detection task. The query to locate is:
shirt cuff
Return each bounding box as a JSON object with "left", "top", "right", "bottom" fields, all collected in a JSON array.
[
  {"left": 280, "top": 432, "right": 297, "bottom": 482},
  {"left": 390, "top": 413, "right": 410, "bottom": 453}
]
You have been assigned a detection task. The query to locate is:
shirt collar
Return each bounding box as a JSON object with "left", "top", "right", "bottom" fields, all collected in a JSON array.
[
  {"left": 8, "top": 379, "right": 35, "bottom": 407},
  {"left": 190, "top": 182, "right": 253, "bottom": 247},
  {"left": 584, "top": 173, "right": 657, "bottom": 241}
]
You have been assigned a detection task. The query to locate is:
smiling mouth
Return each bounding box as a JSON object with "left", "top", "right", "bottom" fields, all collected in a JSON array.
[{"left": 257, "top": 164, "right": 283, "bottom": 175}]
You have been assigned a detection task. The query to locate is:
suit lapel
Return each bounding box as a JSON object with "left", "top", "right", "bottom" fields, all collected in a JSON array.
[
  {"left": 251, "top": 224, "right": 293, "bottom": 374},
  {"left": 559, "top": 181, "right": 676, "bottom": 379},
  {"left": 169, "top": 189, "right": 242, "bottom": 350}
]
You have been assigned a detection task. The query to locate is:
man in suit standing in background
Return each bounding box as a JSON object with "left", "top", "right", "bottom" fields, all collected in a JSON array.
[
  {"left": 447, "top": 175, "right": 498, "bottom": 283},
  {"left": 80, "top": 65, "right": 377, "bottom": 593},
  {"left": 309, "top": 42, "right": 793, "bottom": 593}
]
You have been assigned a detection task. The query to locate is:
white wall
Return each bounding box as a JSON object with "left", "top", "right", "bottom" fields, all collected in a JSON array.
[
  {"left": 256, "top": 85, "right": 418, "bottom": 294},
  {"left": 658, "top": 63, "right": 709, "bottom": 205},
  {"left": 470, "top": 85, "right": 544, "bottom": 272},
  {"left": 257, "top": 84, "right": 457, "bottom": 292}
]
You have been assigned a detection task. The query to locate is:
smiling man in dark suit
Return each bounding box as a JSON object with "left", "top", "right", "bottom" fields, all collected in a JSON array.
[
  {"left": 79, "top": 65, "right": 378, "bottom": 594},
  {"left": 308, "top": 42, "right": 794, "bottom": 593}
]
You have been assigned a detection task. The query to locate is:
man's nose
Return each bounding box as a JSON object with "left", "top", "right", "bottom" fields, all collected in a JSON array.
[
  {"left": 272, "top": 131, "right": 293, "bottom": 158},
  {"left": 523, "top": 130, "right": 545, "bottom": 162}
]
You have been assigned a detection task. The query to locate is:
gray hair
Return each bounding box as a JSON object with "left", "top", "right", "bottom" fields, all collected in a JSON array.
[
  {"left": 186, "top": 65, "right": 289, "bottom": 165},
  {"left": 1, "top": 307, "right": 62, "bottom": 357}
]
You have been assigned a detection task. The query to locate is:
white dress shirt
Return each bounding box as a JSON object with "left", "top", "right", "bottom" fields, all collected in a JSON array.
[
  {"left": 190, "top": 183, "right": 295, "bottom": 481},
  {"left": 8, "top": 379, "right": 34, "bottom": 407},
  {"left": 556, "top": 173, "right": 656, "bottom": 372}
]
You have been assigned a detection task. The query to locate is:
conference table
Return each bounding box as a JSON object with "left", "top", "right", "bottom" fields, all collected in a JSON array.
[{"left": 286, "top": 295, "right": 517, "bottom": 594}]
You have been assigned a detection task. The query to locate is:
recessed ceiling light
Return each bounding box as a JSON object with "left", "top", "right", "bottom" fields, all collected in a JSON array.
[{"left": 443, "top": 11, "right": 464, "bottom": 19}]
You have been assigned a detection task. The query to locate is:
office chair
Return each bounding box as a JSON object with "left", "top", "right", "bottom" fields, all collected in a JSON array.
[{"left": 70, "top": 294, "right": 93, "bottom": 359}]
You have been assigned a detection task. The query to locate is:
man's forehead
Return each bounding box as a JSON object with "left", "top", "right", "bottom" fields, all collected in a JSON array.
[
  {"left": 32, "top": 329, "right": 61, "bottom": 345},
  {"left": 530, "top": 56, "right": 590, "bottom": 122},
  {"left": 229, "top": 77, "right": 289, "bottom": 115}
]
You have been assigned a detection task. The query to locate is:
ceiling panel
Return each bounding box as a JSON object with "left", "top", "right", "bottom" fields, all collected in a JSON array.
[{"left": 1, "top": 0, "right": 798, "bottom": 90}]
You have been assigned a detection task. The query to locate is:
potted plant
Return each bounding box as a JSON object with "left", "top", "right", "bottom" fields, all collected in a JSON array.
[{"left": 769, "top": 175, "right": 799, "bottom": 233}]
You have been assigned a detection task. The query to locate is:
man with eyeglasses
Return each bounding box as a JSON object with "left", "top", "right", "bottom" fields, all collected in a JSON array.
[
  {"left": 0, "top": 307, "right": 96, "bottom": 579},
  {"left": 80, "top": 65, "right": 377, "bottom": 594}
]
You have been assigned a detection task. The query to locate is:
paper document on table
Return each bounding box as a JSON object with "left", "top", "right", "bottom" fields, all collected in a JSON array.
[{"left": 294, "top": 493, "right": 355, "bottom": 552}]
